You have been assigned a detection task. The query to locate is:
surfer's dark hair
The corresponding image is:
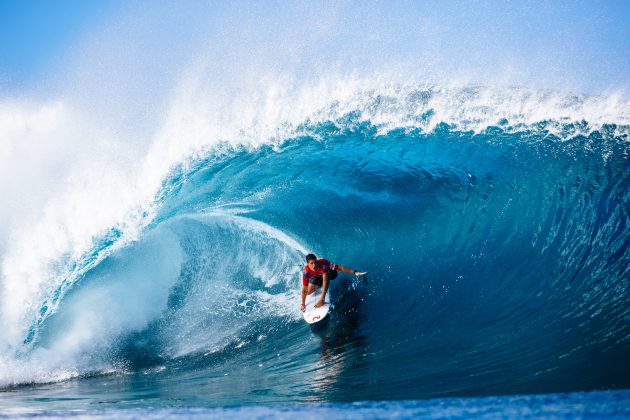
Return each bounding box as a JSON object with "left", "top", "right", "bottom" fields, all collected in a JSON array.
[{"left": 305, "top": 253, "right": 317, "bottom": 262}]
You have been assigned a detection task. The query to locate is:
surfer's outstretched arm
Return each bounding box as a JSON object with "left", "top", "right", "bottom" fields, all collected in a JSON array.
[{"left": 336, "top": 265, "right": 367, "bottom": 276}]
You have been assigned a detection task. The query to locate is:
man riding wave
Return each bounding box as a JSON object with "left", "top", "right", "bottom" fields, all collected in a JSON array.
[{"left": 301, "top": 253, "right": 367, "bottom": 311}]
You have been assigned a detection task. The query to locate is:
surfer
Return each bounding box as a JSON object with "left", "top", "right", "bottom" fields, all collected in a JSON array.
[{"left": 301, "top": 253, "right": 367, "bottom": 311}]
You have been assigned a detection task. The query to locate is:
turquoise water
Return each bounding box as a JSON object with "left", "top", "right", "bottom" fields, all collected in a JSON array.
[{"left": 1, "top": 86, "right": 629, "bottom": 416}]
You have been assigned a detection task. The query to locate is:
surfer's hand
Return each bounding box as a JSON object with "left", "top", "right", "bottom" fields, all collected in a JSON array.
[
  {"left": 355, "top": 271, "right": 367, "bottom": 276},
  {"left": 300, "top": 303, "right": 305, "bottom": 312},
  {"left": 314, "top": 299, "right": 325, "bottom": 308}
]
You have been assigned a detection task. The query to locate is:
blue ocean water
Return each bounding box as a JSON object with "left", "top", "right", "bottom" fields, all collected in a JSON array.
[
  {"left": 0, "top": 86, "right": 629, "bottom": 416},
  {"left": 2, "top": 390, "right": 630, "bottom": 418}
]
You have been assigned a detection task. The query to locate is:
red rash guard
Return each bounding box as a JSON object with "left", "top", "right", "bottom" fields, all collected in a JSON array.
[{"left": 302, "top": 258, "right": 337, "bottom": 287}]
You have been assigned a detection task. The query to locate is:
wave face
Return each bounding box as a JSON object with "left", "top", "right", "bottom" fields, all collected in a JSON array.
[{"left": 0, "top": 85, "right": 629, "bottom": 405}]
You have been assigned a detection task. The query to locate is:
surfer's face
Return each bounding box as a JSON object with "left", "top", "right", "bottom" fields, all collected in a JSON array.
[{"left": 307, "top": 260, "right": 317, "bottom": 270}]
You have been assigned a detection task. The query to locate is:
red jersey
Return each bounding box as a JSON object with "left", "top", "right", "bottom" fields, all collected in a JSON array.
[{"left": 302, "top": 258, "right": 337, "bottom": 287}]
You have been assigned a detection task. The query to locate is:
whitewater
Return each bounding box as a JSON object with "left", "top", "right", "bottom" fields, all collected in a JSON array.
[{"left": 1, "top": 2, "right": 629, "bottom": 418}]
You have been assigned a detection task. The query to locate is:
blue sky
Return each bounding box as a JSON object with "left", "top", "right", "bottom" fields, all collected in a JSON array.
[
  {"left": 1, "top": 0, "right": 629, "bottom": 94},
  {"left": 0, "top": 0, "right": 123, "bottom": 87}
]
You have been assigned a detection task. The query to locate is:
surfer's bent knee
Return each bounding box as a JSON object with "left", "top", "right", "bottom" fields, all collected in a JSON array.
[{"left": 306, "top": 270, "right": 337, "bottom": 294}]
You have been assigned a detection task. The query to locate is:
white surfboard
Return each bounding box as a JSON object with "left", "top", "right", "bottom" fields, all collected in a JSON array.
[{"left": 303, "top": 288, "right": 331, "bottom": 324}]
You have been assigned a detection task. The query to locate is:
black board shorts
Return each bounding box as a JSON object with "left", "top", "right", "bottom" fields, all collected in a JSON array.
[{"left": 308, "top": 269, "right": 338, "bottom": 287}]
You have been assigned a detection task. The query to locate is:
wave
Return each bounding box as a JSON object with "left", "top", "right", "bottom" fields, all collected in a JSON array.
[{"left": 0, "top": 83, "right": 629, "bottom": 400}]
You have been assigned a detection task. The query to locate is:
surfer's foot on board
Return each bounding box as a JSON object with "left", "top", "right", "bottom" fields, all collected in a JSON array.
[{"left": 314, "top": 299, "right": 325, "bottom": 308}]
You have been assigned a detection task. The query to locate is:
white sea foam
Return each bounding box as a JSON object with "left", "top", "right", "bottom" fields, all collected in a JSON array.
[
  {"left": 0, "top": 207, "right": 306, "bottom": 386},
  {"left": 157, "top": 213, "right": 306, "bottom": 359}
]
